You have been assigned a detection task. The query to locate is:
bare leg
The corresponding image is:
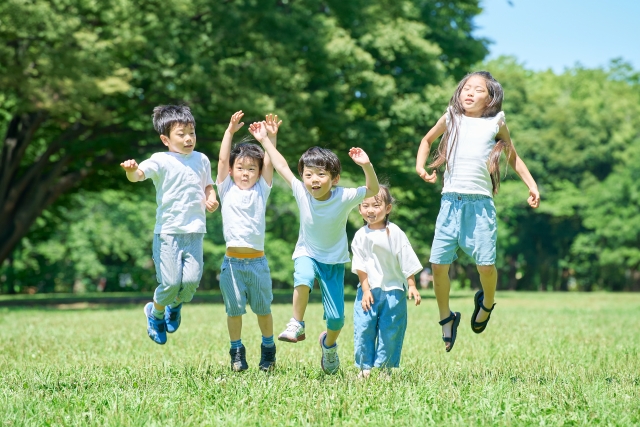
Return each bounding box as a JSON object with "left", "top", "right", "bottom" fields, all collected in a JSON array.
[
  {"left": 227, "top": 315, "right": 242, "bottom": 342},
  {"left": 432, "top": 263, "right": 454, "bottom": 349},
  {"left": 292, "top": 285, "right": 310, "bottom": 322},
  {"left": 324, "top": 328, "right": 341, "bottom": 347},
  {"left": 476, "top": 264, "right": 497, "bottom": 323},
  {"left": 256, "top": 314, "right": 273, "bottom": 338},
  {"left": 153, "top": 302, "right": 165, "bottom": 311}
]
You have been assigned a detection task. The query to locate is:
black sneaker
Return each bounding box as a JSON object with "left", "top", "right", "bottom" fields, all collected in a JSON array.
[
  {"left": 259, "top": 344, "right": 277, "bottom": 372},
  {"left": 229, "top": 345, "right": 248, "bottom": 372}
]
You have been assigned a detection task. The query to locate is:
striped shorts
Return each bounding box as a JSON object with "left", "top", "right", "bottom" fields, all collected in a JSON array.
[
  {"left": 219, "top": 255, "right": 273, "bottom": 317},
  {"left": 152, "top": 233, "right": 204, "bottom": 306}
]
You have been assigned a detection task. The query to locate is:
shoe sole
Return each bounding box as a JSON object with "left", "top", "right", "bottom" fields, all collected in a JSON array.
[
  {"left": 259, "top": 362, "right": 276, "bottom": 372},
  {"left": 278, "top": 334, "right": 306, "bottom": 343}
]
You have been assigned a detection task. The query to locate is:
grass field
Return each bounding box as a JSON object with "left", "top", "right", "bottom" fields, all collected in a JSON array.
[{"left": 2, "top": 292, "right": 639, "bottom": 426}]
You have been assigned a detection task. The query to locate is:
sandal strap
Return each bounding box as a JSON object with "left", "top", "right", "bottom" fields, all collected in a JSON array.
[
  {"left": 480, "top": 302, "right": 496, "bottom": 313},
  {"left": 473, "top": 318, "right": 490, "bottom": 327},
  {"left": 438, "top": 312, "right": 456, "bottom": 325},
  {"left": 442, "top": 336, "right": 452, "bottom": 343}
]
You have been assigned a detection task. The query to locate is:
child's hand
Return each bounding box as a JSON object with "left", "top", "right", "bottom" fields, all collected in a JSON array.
[
  {"left": 407, "top": 286, "right": 422, "bottom": 306},
  {"left": 348, "top": 147, "right": 371, "bottom": 166},
  {"left": 361, "top": 289, "right": 374, "bottom": 312},
  {"left": 205, "top": 197, "right": 219, "bottom": 213},
  {"left": 120, "top": 159, "right": 139, "bottom": 172},
  {"left": 417, "top": 168, "right": 437, "bottom": 184},
  {"left": 528, "top": 187, "right": 540, "bottom": 208},
  {"left": 227, "top": 111, "right": 245, "bottom": 134},
  {"left": 264, "top": 114, "right": 282, "bottom": 138},
  {"left": 249, "top": 121, "right": 267, "bottom": 141}
]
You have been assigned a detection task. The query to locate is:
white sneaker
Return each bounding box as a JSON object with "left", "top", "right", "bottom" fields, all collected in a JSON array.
[
  {"left": 357, "top": 369, "right": 371, "bottom": 379},
  {"left": 277, "top": 318, "right": 306, "bottom": 343},
  {"left": 319, "top": 331, "right": 340, "bottom": 375}
]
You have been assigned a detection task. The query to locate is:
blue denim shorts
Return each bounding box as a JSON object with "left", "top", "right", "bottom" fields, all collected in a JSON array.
[
  {"left": 219, "top": 256, "right": 273, "bottom": 317},
  {"left": 293, "top": 256, "right": 345, "bottom": 331},
  {"left": 429, "top": 193, "right": 497, "bottom": 266}
]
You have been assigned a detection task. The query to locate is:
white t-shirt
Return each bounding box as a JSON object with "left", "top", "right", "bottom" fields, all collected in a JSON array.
[
  {"left": 291, "top": 177, "right": 367, "bottom": 264},
  {"left": 442, "top": 108, "right": 506, "bottom": 197},
  {"left": 217, "top": 175, "right": 271, "bottom": 250},
  {"left": 138, "top": 151, "right": 214, "bottom": 234},
  {"left": 351, "top": 222, "right": 423, "bottom": 292}
]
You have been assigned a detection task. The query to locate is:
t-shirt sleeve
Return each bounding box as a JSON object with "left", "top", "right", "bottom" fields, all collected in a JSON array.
[
  {"left": 202, "top": 155, "right": 215, "bottom": 187},
  {"left": 494, "top": 111, "right": 506, "bottom": 134},
  {"left": 138, "top": 154, "right": 161, "bottom": 181},
  {"left": 395, "top": 227, "right": 423, "bottom": 279},
  {"left": 350, "top": 230, "right": 367, "bottom": 275},
  {"left": 341, "top": 186, "right": 367, "bottom": 211},
  {"left": 291, "top": 177, "right": 306, "bottom": 202},
  {"left": 258, "top": 176, "right": 272, "bottom": 199},
  {"left": 217, "top": 174, "right": 233, "bottom": 201}
]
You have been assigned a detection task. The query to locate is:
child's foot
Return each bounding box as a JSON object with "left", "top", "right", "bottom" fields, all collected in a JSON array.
[
  {"left": 278, "top": 318, "right": 306, "bottom": 343},
  {"left": 143, "top": 302, "right": 167, "bottom": 345},
  {"left": 165, "top": 304, "right": 182, "bottom": 334},
  {"left": 471, "top": 290, "right": 496, "bottom": 334},
  {"left": 259, "top": 344, "right": 277, "bottom": 372},
  {"left": 318, "top": 331, "right": 340, "bottom": 374},
  {"left": 229, "top": 345, "right": 248, "bottom": 372},
  {"left": 357, "top": 369, "right": 371, "bottom": 379},
  {"left": 439, "top": 311, "right": 461, "bottom": 352}
]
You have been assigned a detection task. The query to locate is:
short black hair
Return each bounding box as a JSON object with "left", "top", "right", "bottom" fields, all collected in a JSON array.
[
  {"left": 152, "top": 105, "right": 196, "bottom": 136},
  {"left": 230, "top": 142, "right": 265, "bottom": 172},
  {"left": 297, "top": 146, "right": 341, "bottom": 178}
]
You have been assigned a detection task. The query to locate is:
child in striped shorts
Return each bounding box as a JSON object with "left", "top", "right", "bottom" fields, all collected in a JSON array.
[{"left": 216, "top": 111, "right": 282, "bottom": 372}]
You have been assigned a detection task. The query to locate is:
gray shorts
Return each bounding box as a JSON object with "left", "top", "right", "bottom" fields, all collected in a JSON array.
[
  {"left": 219, "top": 255, "right": 273, "bottom": 317},
  {"left": 152, "top": 233, "right": 204, "bottom": 306}
]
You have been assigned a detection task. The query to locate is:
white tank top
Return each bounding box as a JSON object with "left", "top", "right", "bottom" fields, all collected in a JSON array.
[{"left": 442, "top": 108, "right": 505, "bottom": 197}]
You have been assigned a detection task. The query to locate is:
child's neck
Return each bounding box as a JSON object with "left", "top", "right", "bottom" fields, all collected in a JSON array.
[
  {"left": 462, "top": 110, "right": 484, "bottom": 118},
  {"left": 367, "top": 221, "right": 386, "bottom": 230}
]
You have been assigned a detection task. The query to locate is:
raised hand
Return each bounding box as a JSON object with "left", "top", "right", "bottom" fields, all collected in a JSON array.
[
  {"left": 120, "top": 159, "right": 139, "bottom": 172},
  {"left": 527, "top": 187, "right": 540, "bottom": 208},
  {"left": 227, "top": 110, "right": 245, "bottom": 134},
  {"left": 348, "top": 147, "right": 371, "bottom": 166},
  {"left": 417, "top": 168, "right": 437, "bottom": 184},
  {"left": 248, "top": 121, "right": 267, "bottom": 142},
  {"left": 264, "top": 114, "right": 282, "bottom": 138}
]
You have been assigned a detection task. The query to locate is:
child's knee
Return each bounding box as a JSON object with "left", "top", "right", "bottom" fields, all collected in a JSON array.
[
  {"left": 476, "top": 264, "right": 496, "bottom": 276},
  {"left": 326, "top": 317, "right": 344, "bottom": 331}
]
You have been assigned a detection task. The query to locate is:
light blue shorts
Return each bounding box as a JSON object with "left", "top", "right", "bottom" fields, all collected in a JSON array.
[
  {"left": 219, "top": 256, "right": 273, "bottom": 317},
  {"left": 429, "top": 193, "right": 497, "bottom": 266},
  {"left": 293, "top": 256, "right": 345, "bottom": 331}
]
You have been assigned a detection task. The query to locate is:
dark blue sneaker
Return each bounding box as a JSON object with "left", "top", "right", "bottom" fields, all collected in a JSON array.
[
  {"left": 259, "top": 344, "right": 277, "bottom": 372},
  {"left": 144, "top": 302, "right": 167, "bottom": 345},
  {"left": 165, "top": 303, "right": 182, "bottom": 334},
  {"left": 229, "top": 345, "right": 248, "bottom": 372}
]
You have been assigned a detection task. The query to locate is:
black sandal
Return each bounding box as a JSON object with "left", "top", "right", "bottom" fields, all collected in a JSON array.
[
  {"left": 471, "top": 290, "right": 496, "bottom": 334},
  {"left": 439, "top": 311, "right": 461, "bottom": 352}
]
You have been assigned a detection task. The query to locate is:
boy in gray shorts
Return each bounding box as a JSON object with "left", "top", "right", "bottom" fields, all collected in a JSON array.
[
  {"left": 120, "top": 105, "right": 219, "bottom": 345},
  {"left": 216, "top": 111, "right": 281, "bottom": 372}
]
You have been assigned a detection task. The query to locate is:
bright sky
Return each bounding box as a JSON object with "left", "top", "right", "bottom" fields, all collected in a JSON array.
[{"left": 473, "top": 0, "right": 640, "bottom": 73}]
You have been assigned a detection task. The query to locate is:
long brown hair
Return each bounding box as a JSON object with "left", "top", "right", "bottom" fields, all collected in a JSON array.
[{"left": 428, "top": 71, "right": 511, "bottom": 195}]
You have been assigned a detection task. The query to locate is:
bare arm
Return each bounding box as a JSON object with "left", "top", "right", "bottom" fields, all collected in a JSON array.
[
  {"left": 217, "top": 111, "right": 245, "bottom": 184},
  {"left": 496, "top": 123, "right": 540, "bottom": 208},
  {"left": 416, "top": 114, "right": 447, "bottom": 183},
  {"left": 120, "top": 159, "right": 145, "bottom": 182},
  {"left": 406, "top": 275, "right": 421, "bottom": 306},
  {"left": 262, "top": 114, "right": 283, "bottom": 186},
  {"left": 249, "top": 121, "right": 295, "bottom": 187},
  {"left": 356, "top": 270, "right": 374, "bottom": 312},
  {"left": 348, "top": 147, "right": 379, "bottom": 198},
  {"left": 204, "top": 184, "right": 219, "bottom": 213}
]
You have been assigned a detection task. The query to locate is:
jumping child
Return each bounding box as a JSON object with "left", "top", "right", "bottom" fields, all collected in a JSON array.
[
  {"left": 248, "top": 121, "right": 379, "bottom": 375},
  {"left": 415, "top": 71, "right": 540, "bottom": 352},
  {"left": 351, "top": 184, "right": 423, "bottom": 378},
  {"left": 120, "top": 105, "right": 219, "bottom": 345},
  {"left": 216, "top": 111, "right": 281, "bottom": 372}
]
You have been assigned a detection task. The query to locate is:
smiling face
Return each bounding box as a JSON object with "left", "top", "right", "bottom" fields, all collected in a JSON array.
[
  {"left": 302, "top": 166, "right": 339, "bottom": 201},
  {"left": 161, "top": 123, "right": 196, "bottom": 154},
  {"left": 458, "top": 75, "right": 491, "bottom": 117},
  {"left": 359, "top": 195, "right": 392, "bottom": 230},
  {"left": 231, "top": 156, "right": 260, "bottom": 190}
]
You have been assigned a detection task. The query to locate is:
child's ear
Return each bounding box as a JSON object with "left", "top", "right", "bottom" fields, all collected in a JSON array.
[
  {"left": 332, "top": 174, "right": 340, "bottom": 185},
  {"left": 386, "top": 204, "right": 393, "bottom": 214},
  {"left": 160, "top": 135, "right": 170, "bottom": 147}
]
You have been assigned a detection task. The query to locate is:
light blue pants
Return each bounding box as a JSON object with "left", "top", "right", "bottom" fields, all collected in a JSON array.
[
  {"left": 353, "top": 287, "right": 407, "bottom": 369},
  {"left": 152, "top": 233, "right": 204, "bottom": 306}
]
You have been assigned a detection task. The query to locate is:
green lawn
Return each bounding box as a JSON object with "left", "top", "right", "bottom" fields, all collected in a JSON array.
[{"left": 2, "top": 292, "right": 639, "bottom": 426}]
